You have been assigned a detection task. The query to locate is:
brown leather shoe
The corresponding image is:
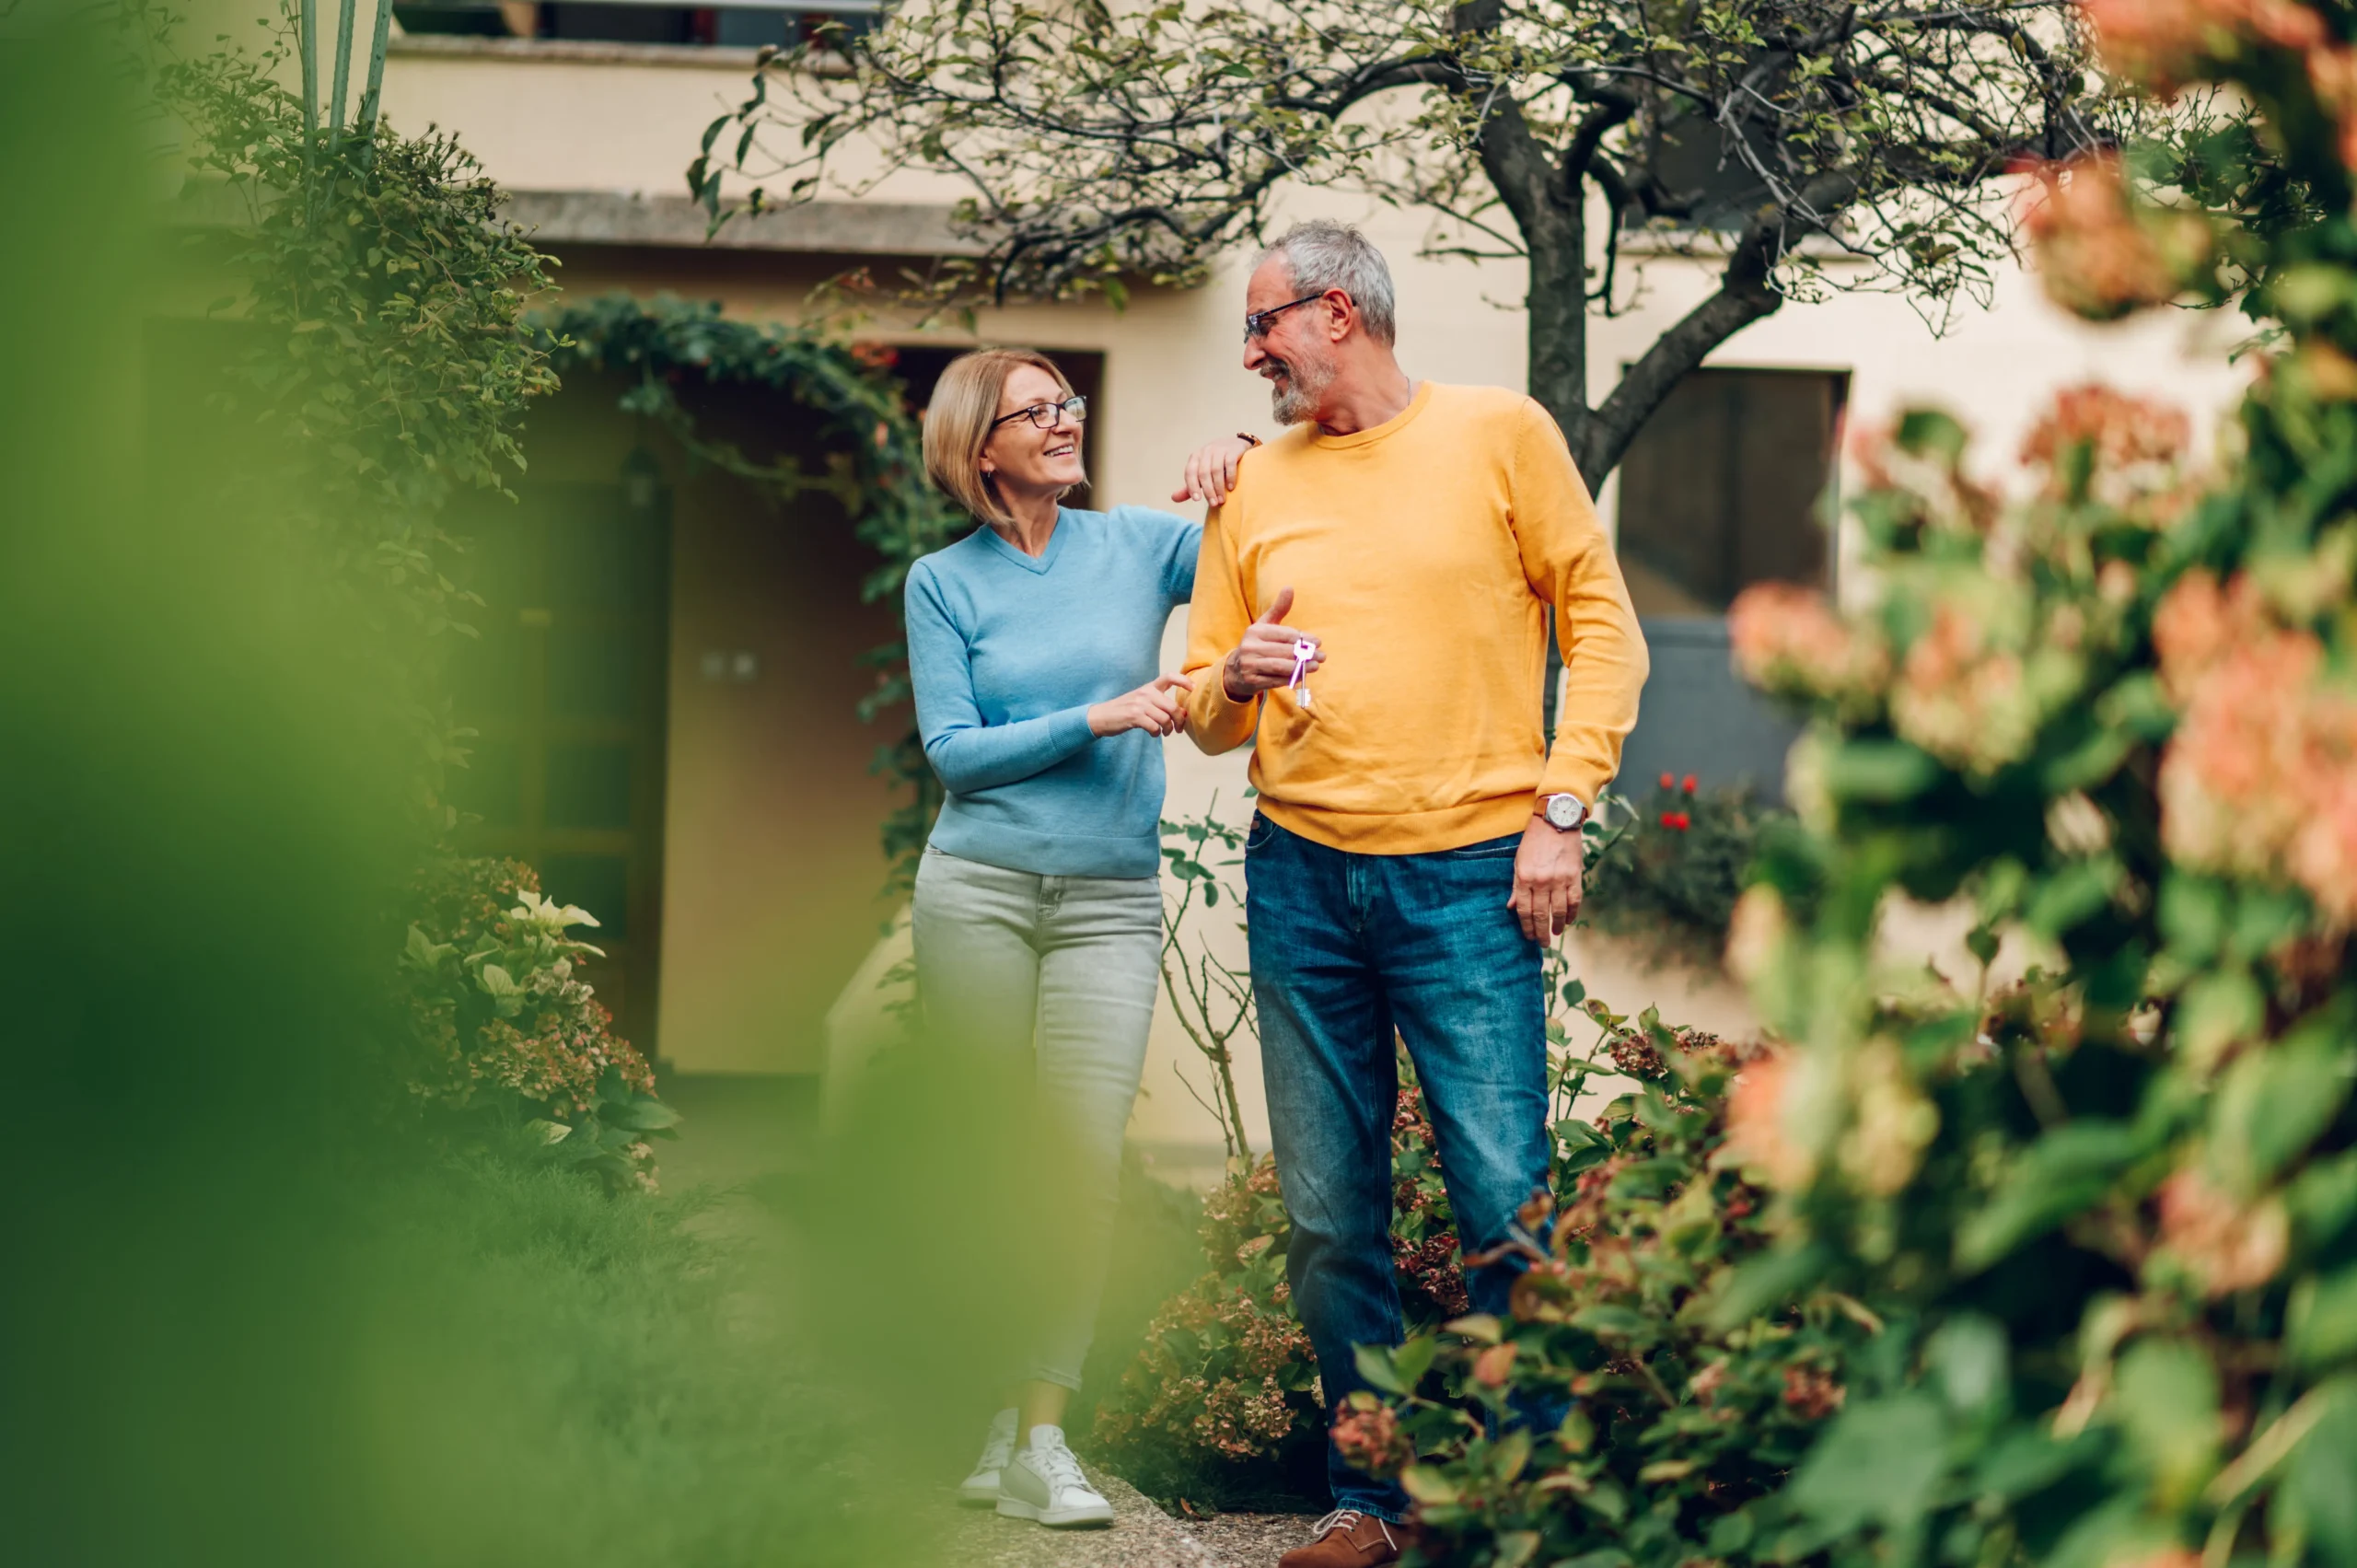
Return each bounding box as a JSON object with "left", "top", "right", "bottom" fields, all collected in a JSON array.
[{"left": 1278, "top": 1508, "right": 1402, "bottom": 1568}]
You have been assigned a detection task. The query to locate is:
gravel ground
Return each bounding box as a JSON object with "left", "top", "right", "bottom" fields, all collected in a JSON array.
[
  {"left": 936, "top": 1467, "right": 1321, "bottom": 1567},
  {"left": 1171, "top": 1506, "right": 1329, "bottom": 1566}
]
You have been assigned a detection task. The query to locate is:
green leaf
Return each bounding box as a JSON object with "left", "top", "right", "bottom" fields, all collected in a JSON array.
[
  {"left": 2295, "top": 1263, "right": 2357, "bottom": 1369},
  {"left": 1785, "top": 1394, "right": 1949, "bottom": 1533},
  {"left": 2212, "top": 1017, "right": 2352, "bottom": 1193},
  {"left": 1896, "top": 408, "right": 1968, "bottom": 462},
  {"left": 1353, "top": 1343, "right": 1407, "bottom": 1395},
  {"left": 1398, "top": 1464, "right": 1458, "bottom": 1504},
  {"left": 2113, "top": 1338, "right": 2221, "bottom": 1507},
  {"left": 1391, "top": 1334, "right": 1437, "bottom": 1388},
  {"left": 1955, "top": 1121, "right": 2140, "bottom": 1272},
  {"left": 1822, "top": 740, "right": 1941, "bottom": 802},
  {"left": 2285, "top": 1379, "right": 2357, "bottom": 1568},
  {"left": 603, "top": 1096, "right": 682, "bottom": 1132},
  {"left": 1929, "top": 1313, "right": 2009, "bottom": 1413}
]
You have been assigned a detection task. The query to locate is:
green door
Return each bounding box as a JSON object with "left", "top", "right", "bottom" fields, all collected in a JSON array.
[{"left": 451, "top": 473, "right": 672, "bottom": 1058}]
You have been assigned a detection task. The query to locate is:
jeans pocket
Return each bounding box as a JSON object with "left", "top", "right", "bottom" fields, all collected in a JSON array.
[
  {"left": 1244, "top": 812, "right": 1277, "bottom": 854},
  {"left": 1439, "top": 833, "right": 1522, "bottom": 861}
]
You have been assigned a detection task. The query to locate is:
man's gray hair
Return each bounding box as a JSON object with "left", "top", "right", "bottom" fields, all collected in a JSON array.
[{"left": 1260, "top": 220, "right": 1397, "bottom": 346}]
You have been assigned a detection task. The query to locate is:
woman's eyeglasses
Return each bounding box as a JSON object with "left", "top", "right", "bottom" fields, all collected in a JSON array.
[
  {"left": 1243, "top": 293, "right": 1338, "bottom": 342},
  {"left": 992, "top": 394, "right": 1089, "bottom": 431}
]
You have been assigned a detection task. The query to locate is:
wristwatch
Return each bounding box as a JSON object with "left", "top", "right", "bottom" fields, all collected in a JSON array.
[{"left": 1540, "top": 793, "right": 1587, "bottom": 831}]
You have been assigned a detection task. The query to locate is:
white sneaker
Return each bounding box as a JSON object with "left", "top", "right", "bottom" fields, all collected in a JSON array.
[
  {"left": 958, "top": 1408, "right": 1017, "bottom": 1506},
  {"left": 994, "top": 1425, "right": 1114, "bottom": 1528}
]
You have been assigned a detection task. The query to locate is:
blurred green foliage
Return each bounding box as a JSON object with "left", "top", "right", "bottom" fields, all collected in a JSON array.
[
  {"left": 150, "top": 2, "right": 560, "bottom": 836},
  {"left": 0, "top": 13, "right": 1007, "bottom": 1565}
]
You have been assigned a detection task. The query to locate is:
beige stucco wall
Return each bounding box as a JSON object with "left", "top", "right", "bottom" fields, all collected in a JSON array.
[{"left": 376, "top": 44, "right": 2249, "bottom": 1153}]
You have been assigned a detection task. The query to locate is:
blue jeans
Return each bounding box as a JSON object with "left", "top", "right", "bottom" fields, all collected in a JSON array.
[{"left": 1245, "top": 814, "right": 1550, "bottom": 1522}]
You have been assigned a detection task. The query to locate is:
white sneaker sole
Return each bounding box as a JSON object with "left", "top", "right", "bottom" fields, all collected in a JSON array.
[
  {"left": 957, "top": 1477, "right": 1000, "bottom": 1507},
  {"left": 995, "top": 1496, "right": 1114, "bottom": 1528}
]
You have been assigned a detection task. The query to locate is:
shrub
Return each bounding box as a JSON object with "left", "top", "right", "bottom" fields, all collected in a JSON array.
[
  {"left": 1677, "top": 23, "right": 2357, "bottom": 1556},
  {"left": 1093, "top": 1056, "right": 1484, "bottom": 1509},
  {"left": 1583, "top": 774, "right": 1785, "bottom": 963},
  {"left": 398, "top": 857, "right": 675, "bottom": 1189},
  {"left": 1342, "top": 1016, "right": 1881, "bottom": 1568}
]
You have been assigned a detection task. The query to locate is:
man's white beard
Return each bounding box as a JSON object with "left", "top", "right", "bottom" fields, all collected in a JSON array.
[{"left": 1267, "top": 351, "right": 1335, "bottom": 425}]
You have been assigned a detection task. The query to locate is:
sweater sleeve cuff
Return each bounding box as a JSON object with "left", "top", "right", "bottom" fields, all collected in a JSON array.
[
  {"left": 1186, "top": 668, "right": 1260, "bottom": 754},
  {"left": 1047, "top": 704, "right": 1098, "bottom": 757},
  {"left": 1537, "top": 761, "right": 1608, "bottom": 813}
]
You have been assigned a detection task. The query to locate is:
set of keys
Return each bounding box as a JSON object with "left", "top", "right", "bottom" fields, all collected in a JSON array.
[{"left": 1288, "top": 637, "right": 1318, "bottom": 708}]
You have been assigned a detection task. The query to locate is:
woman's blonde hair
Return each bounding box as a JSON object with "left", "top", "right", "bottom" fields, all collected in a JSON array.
[{"left": 922, "top": 348, "right": 1080, "bottom": 527}]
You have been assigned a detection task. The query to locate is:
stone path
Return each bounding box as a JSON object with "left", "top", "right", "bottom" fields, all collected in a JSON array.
[{"left": 939, "top": 1469, "right": 1318, "bottom": 1567}]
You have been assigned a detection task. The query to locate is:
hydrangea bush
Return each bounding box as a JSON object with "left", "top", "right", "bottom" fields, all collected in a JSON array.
[
  {"left": 1338, "top": 9, "right": 2357, "bottom": 1563},
  {"left": 1091, "top": 1062, "right": 1477, "bottom": 1508},
  {"left": 399, "top": 858, "right": 676, "bottom": 1190}
]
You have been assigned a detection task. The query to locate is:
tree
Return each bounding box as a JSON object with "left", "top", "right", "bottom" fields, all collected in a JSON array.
[{"left": 697, "top": 0, "right": 2115, "bottom": 486}]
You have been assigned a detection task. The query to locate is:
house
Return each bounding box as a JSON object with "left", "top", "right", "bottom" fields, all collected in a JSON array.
[{"left": 327, "top": 0, "right": 2246, "bottom": 1170}]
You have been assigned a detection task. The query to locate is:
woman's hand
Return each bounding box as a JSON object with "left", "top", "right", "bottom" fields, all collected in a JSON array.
[
  {"left": 1169, "top": 435, "right": 1260, "bottom": 506},
  {"left": 1088, "top": 673, "right": 1195, "bottom": 738}
]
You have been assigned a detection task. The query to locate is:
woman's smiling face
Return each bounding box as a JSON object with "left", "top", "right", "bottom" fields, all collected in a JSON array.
[{"left": 981, "top": 364, "right": 1086, "bottom": 496}]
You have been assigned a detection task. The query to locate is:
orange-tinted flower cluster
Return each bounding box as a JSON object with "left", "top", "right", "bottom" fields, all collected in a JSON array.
[
  {"left": 2154, "top": 569, "right": 2357, "bottom": 923},
  {"left": 1609, "top": 1028, "right": 1669, "bottom": 1082},
  {"left": 2156, "top": 1167, "right": 2292, "bottom": 1295},
  {"left": 1727, "top": 582, "right": 1889, "bottom": 714},
  {"left": 2018, "top": 383, "right": 2200, "bottom": 522},
  {"left": 2018, "top": 152, "right": 2211, "bottom": 321},
  {"left": 1331, "top": 1400, "right": 1415, "bottom": 1477},
  {"left": 1781, "top": 1364, "right": 1848, "bottom": 1419},
  {"left": 1724, "top": 1050, "right": 1813, "bottom": 1190},
  {"left": 1092, "top": 1276, "right": 1318, "bottom": 1463},
  {"left": 2082, "top": 0, "right": 2325, "bottom": 94},
  {"left": 1890, "top": 597, "right": 2040, "bottom": 776}
]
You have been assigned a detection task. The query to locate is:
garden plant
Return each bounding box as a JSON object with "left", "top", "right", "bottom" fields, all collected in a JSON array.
[
  {"left": 1319, "top": 6, "right": 2357, "bottom": 1564},
  {"left": 1582, "top": 774, "right": 1785, "bottom": 966}
]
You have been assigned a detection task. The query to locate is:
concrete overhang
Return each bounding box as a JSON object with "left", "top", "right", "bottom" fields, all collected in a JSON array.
[
  {"left": 162, "top": 180, "right": 976, "bottom": 259},
  {"left": 504, "top": 190, "right": 980, "bottom": 256}
]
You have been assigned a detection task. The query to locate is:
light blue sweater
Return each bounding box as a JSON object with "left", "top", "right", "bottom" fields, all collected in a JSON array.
[{"left": 905, "top": 505, "right": 1202, "bottom": 879}]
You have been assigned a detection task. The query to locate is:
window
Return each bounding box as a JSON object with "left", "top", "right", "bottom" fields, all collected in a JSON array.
[
  {"left": 1613, "top": 366, "right": 1845, "bottom": 616},
  {"left": 392, "top": 0, "right": 881, "bottom": 49}
]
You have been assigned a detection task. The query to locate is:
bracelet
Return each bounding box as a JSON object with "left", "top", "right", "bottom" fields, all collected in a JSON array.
[{"left": 1237, "top": 432, "right": 1262, "bottom": 447}]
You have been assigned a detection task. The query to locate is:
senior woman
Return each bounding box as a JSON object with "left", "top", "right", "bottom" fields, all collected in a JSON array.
[{"left": 906, "top": 347, "right": 1246, "bottom": 1529}]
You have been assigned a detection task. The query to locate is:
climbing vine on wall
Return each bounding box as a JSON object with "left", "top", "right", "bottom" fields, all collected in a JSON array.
[{"left": 535, "top": 294, "right": 962, "bottom": 892}]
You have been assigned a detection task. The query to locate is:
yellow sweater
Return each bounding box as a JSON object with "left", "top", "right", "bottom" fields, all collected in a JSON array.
[{"left": 1183, "top": 382, "right": 1649, "bottom": 854}]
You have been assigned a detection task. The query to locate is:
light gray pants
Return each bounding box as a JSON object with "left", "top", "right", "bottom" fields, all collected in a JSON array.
[{"left": 909, "top": 846, "right": 1163, "bottom": 1391}]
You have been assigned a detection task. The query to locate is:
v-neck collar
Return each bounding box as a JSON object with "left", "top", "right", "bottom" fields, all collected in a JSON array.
[{"left": 976, "top": 507, "right": 1071, "bottom": 575}]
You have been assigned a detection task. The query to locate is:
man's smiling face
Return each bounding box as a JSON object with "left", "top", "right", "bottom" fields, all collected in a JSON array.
[{"left": 1241, "top": 256, "right": 1337, "bottom": 426}]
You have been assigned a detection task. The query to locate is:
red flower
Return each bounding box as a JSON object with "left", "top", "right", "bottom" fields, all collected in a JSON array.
[
  {"left": 1660, "top": 811, "right": 1691, "bottom": 832},
  {"left": 1659, "top": 772, "right": 1675, "bottom": 789},
  {"left": 1681, "top": 773, "right": 1698, "bottom": 794}
]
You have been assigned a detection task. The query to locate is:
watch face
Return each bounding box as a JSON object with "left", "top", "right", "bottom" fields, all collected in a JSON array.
[{"left": 1547, "top": 796, "right": 1583, "bottom": 830}]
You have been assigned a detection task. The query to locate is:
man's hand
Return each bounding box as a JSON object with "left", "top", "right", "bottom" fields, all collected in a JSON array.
[
  {"left": 1509, "top": 813, "right": 1585, "bottom": 943},
  {"left": 1170, "top": 435, "right": 1258, "bottom": 506},
  {"left": 1220, "top": 587, "right": 1324, "bottom": 702}
]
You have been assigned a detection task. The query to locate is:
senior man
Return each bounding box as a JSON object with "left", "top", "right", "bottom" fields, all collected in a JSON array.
[{"left": 1180, "top": 219, "right": 1649, "bottom": 1568}]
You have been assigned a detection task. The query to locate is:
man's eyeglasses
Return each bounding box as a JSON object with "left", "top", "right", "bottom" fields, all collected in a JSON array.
[
  {"left": 1244, "top": 293, "right": 1339, "bottom": 343},
  {"left": 992, "top": 394, "right": 1089, "bottom": 431}
]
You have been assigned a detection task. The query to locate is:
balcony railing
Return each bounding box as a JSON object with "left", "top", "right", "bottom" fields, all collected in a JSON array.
[{"left": 393, "top": 0, "right": 879, "bottom": 51}]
